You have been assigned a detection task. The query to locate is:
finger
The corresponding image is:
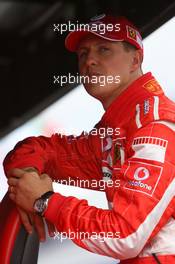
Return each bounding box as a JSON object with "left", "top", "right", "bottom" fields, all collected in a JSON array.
[
  {"left": 22, "top": 167, "right": 38, "bottom": 174},
  {"left": 33, "top": 214, "right": 46, "bottom": 242},
  {"left": 41, "top": 173, "right": 53, "bottom": 186},
  {"left": 40, "top": 173, "right": 50, "bottom": 180},
  {"left": 17, "top": 207, "right": 33, "bottom": 234},
  {"left": 28, "top": 213, "right": 34, "bottom": 225},
  {"left": 46, "top": 220, "right": 56, "bottom": 237},
  {"left": 9, "top": 186, "right": 17, "bottom": 194},
  {"left": 8, "top": 177, "right": 19, "bottom": 186},
  {"left": 9, "top": 192, "right": 16, "bottom": 201},
  {"left": 7, "top": 168, "right": 25, "bottom": 178}
]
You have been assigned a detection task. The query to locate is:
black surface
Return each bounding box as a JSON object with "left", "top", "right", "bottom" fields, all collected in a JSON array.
[
  {"left": 10, "top": 226, "right": 39, "bottom": 264},
  {"left": 0, "top": 0, "right": 175, "bottom": 138}
]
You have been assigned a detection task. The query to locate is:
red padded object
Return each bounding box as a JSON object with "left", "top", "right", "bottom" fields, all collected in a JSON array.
[{"left": 0, "top": 192, "right": 21, "bottom": 264}]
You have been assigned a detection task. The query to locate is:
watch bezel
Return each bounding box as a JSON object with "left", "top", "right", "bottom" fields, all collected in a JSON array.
[
  {"left": 33, "top": 191, "right": 54, "bottom": 215},
  {"left": 34, "top": 198, "right": 47, "bottom": 214}
]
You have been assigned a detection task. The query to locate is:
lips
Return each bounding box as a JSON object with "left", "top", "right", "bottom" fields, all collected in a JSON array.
[{"left": 87, "top": 72, "right": 102, "bottom": 77}]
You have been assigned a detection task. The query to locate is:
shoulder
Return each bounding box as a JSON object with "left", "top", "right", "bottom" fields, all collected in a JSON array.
[{"left": 129, "top": 94, "right": 175, "bottom": 132}]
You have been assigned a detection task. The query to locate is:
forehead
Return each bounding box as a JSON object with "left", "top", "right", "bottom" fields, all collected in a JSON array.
[{"left": 77, "top": 33, "right": 119, "bottom": 50}]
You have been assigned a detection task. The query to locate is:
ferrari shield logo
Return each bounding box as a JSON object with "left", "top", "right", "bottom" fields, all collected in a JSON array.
[{"left": 127, "top": 26, "right": 137, "bottom": 40}]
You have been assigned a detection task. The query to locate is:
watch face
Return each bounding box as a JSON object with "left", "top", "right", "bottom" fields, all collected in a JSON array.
[{"left": 34, "top": 199, "right": 46, "bottom": 213}]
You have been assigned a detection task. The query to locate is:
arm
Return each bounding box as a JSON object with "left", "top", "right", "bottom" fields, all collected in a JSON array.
[
  {"left": 41, "top": 122, "right": 175, "bottom": 260},
  {"left": 3, "top": 133, "right": 103, "bottom": 190},
  {"left": 3, "top": 132, "right": 103, "bottom": 240}
]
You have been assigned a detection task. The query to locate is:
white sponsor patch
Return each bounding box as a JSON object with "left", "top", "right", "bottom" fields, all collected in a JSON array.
[
  {"left": 124, "top": 161, "right": 163, "bottom": 196},
  {"left": 132, "top": 136, "right": 167, "bottom": 163},
  {"left": 144, "top": 99, "right": 149, "bottom": 115}
]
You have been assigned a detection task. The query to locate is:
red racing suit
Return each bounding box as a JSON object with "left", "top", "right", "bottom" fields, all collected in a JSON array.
[{"left": 3, "top": 72, "right": 175, "bottom": 263}]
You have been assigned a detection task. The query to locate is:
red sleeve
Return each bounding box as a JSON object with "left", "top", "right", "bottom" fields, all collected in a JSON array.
[
  {"left": 44, "top": 122, "right": 175, "bottom": 260},
  {"left": 3, "top": 133, "right": 103, "bottom": 190}
]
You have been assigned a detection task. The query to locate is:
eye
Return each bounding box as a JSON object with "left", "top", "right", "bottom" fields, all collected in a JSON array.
[
  {"left": 77, "top": 50, "right": 87, "bottom": 59},
  {"left": 99, "top": 46, "right": 110, "bottom": 53}
]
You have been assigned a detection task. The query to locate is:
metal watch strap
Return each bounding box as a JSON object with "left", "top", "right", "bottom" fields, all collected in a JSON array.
[
  {"left": 41, "top": 191, "right": 54, "bottom": 216},
  {"left": 40, "top": 191, "right": 54, "bottom": 200}
]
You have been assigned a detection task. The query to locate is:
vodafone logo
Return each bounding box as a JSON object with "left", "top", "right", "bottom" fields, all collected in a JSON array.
[
  {"left": 124, "top": 161, "right": 162, "bottom": 196},
  {"left": 134, "top": 167, "right": 150, "bottom": 181},
  {"left": 128, "top": 167, "right": 152, "bottom": 192}
]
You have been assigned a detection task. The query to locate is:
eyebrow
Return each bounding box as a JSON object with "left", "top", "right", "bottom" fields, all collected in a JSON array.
[{"left": 77, "top": 41, "right": 111, "bottom": 51}]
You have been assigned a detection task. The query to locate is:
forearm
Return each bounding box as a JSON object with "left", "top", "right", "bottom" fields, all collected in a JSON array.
[{"left": 3, "top": 133, "right": 103, "bottom": 189}]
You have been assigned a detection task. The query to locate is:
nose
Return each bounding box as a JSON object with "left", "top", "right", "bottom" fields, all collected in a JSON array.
[{"left": 84, "top": 51, "right": 98, "bottom": 67}]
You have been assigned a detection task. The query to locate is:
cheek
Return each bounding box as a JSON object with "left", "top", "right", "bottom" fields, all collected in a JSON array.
[
  {"left": 104, "top": 56, "right": 123, "bottom": 74},
  {"left": 105, "top": 63, "right": 123, "bottom": 78},
  {"left": 78, "top": 63, "right": 86, "bottom": 76},
  {"left": 109, "top": 57, "right": 131, "bottom": 76}
]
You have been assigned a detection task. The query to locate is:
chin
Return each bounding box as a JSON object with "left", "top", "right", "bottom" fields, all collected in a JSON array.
[
  {"left": 84, "top": 84, "right": 104, "bottom": 98},
  {"left": 84, "top": 83, "right": 118, "bottom": 100}
]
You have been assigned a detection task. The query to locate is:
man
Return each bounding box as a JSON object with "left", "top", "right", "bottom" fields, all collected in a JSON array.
[{"left": 4, "top": 15, "right": 175, "bottom": 263}]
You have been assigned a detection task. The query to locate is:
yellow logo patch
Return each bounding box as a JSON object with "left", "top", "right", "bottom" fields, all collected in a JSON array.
[
  {"left": 127, "top": 26, "right": 137, "bottom": 40},
  {"left": 143, "top": 79, "right": 163, "bottom": 95}
]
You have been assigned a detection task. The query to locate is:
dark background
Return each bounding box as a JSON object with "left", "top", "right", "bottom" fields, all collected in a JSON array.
[{"left": 0, "top": 0, "right": 175, "bottom": 138}]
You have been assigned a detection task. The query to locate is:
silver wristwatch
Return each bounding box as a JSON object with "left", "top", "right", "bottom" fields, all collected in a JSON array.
[{"left": 33, "top": 191, "right": 54, "bottom": 216}]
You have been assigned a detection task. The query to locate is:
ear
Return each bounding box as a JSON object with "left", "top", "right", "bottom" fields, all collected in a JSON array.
[{"left": 130, "top": 49, "right": 143, "bottom": 72}]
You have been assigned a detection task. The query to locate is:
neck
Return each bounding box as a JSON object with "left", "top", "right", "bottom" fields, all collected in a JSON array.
[{"left": 102, "top": 70, "right": 143, "bottom": 110}]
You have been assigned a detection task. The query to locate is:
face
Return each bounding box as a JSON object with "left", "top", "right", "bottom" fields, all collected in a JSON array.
[{"left": 77, "top": 34, "right": 140, "bottom": 106}]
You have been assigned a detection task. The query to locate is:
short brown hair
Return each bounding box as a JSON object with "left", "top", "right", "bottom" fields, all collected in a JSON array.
[
  {"left": 122, "top": 41, "right": 143, "bottom": 66},
  {"left": 122, "top": 41, "right": 137, "bottom": 52}
]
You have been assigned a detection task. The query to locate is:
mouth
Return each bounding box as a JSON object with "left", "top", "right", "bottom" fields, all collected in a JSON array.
[{"left": 87, "top": 72, "right": 102, "bottom": 78}]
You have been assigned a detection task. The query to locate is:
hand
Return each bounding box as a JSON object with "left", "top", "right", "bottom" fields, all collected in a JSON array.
[
  {"left": 17, "top": 206, "right": 56, "bottom": 241},
  {"left": 7, "top": 168, "right": 55, "bottom": 241},
  {"left": 8, "top": 168, "right": 53, "bottom": 213}
]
